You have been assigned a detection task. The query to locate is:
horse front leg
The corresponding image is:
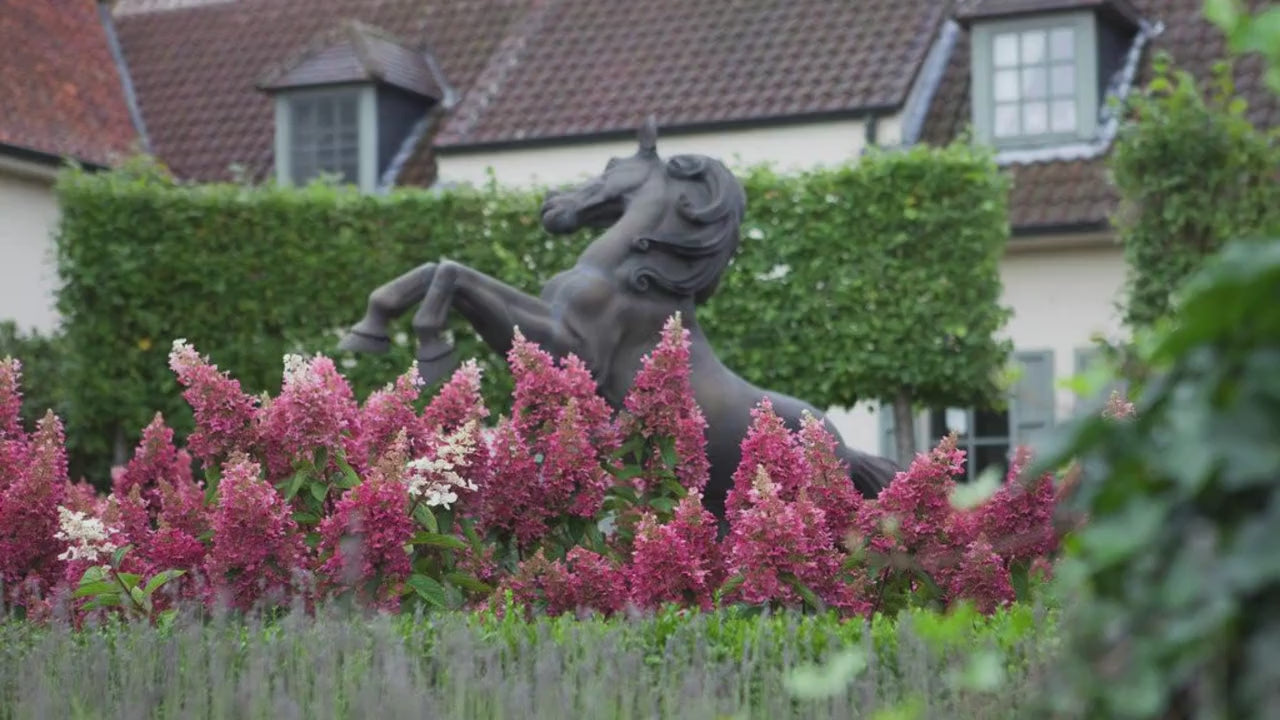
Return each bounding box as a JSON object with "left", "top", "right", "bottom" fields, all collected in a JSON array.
[
  {"left": 411, "top": 260, "right": 567, "bottom": 385},
  {"left": 338, "top": 263, "right": 437, "bottom": 354}
]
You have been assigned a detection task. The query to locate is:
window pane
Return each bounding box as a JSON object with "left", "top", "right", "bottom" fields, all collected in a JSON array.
[
  {"left": 1020, "top": 30, "right": 1046, "bottom": 64},
  {"left": 1050, "top": 27, "right": 1074, "bottom": 61},
  {"left": 1023, "top": 102, "right": 1048, "bottom": 134},
  {"left": 994, "top": 33, "right": 1019, "bottom": 68},
  {"left": 994, "top": 103, "right": 1020, "bottom": 137},
  {"left": 1050, "top": 63, "right": 1076, "bottom": 97},
  {"left": 1051, "top": 99, "right": 1077, "bottom": 132},
  {"left": 972, "top": 444, "right": 1010, "bottom": 483},
  {"left": 339, "top": 98, "right": 357, "bottom": 125},
  {"left": 317, "top": 97, "right": 333, "bottom": 125},
  {"left": 1021, "top": 66, "right": 1047, "bottom": 99},
  {"left": 994, "top": 69, "right": 1020, "bottom": 101},
  {"left": 973, "top": 408, "right": 1010, "bottom": 438}
]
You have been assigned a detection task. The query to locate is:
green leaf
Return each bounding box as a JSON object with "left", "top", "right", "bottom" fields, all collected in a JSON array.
[
  {"left": 283, "top": 470, "right": 307, "bottom": 501},
  {"left": 334, "top": 450, "right": 361, "bottom": 489},
  {"left": 292, "top": 511, "right": 320, "bottom": 525},
  {"left": 143, "top": 569, "right": 187, "bottom": 596},
  {"left": 309, "top": 481, "right": 328, "bottom": 503},
  {"left": 72, "top": 581, "right": 120, "bottom": 599},
  {"left": 444, "top": 571, "right": 493, "bottom": 594},
  {"left": 411, "top": 532, "right": 468, "bottom": 550},
  {"left": 414, "top": 505, "right": 439, "bottom": 533},
  {"left": 203, "top": 466, "right": 222, "bottom": 505},
  {"left": 649, "top": 497, "right": 677, "bottom": 514},
  {"left": 115, "top": 572, "right": 142, "bottom": 590},
  {"left": 1204, "top": 0, "right": 1241, "bottom": 35},
  {"left": 407, "top": 574, "right": 447, "bottom": 608},
  {"left": 111, "top": 545, "right": 132, "bottom": 568}
]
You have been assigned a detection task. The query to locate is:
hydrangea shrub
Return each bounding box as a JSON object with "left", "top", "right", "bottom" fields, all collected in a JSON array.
[{"left": 1, "top": 314, "right": 1070, "bottom": 623}]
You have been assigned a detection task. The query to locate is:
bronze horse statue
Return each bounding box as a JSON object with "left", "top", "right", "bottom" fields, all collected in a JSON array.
[{"left": 338, "top": 117, "right": 899, "bottom": 521}]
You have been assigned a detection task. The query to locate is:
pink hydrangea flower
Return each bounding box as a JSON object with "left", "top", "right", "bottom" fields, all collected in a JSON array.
[
  {"left": 506, "top": 330, "right": 615, "bottom": 450},
  {"left": 560, "top": 547, "right": 628, "bottom": 616},
  {"left": 976, "top": 447, "right": 1059, "bottom": 564},
  {"left": 543, "top": 399, "right": 612, "bottom": 519},
  {"left": 948, "top": 536, "right": 1016, "bottom": 614},
  {"left": 725, "top": 398, "right": 810, "bottom": 521},
  {"left": 168, "top": 340, "right": 259, "bottom": 466},
  {"left": 1, "top": 358, "right": 29, "bottom": 497},
  {"left": 63, "top": 480, "right": 106, "bottom": 517},
  {"left": 352, "top": 362, "right": 424, "bottom": 473},
  {"left": 318, "top": 447, "right": 415, "bottom": 612},
  {"left": 722, "top": 467, "right": 846, "bottom": 610},
  {"left": 620, "top": 313, "right": 710, "bottom": 493},
  {"left": 0, "top": 412, "right": 68, "bottom": 596},
  {"left": 798, "top": 413, "right": 862, "bottom": 546},
  {"left": 853, "top": 435, "right": 964, "bottom": 557},
  {"left": 628, "top": 490, "right": 724, "bottom": 611},
  {"left": 258, "top": 353, "right": 361, "bottom": 482},
  {"left": 204, "top": 453, "right": 305, "bottom": 612},
  {"left": 419, "top": 359, "right": 489, "bottom": 435},
  {"left": 475, "top": 417, "right": 546, "bottom": 547},
  {"left": 489, "top": 549, "right": 572, "bottom": 618},
  {"left": 112, "top": 413, "right": 195, "bottom": 518}
]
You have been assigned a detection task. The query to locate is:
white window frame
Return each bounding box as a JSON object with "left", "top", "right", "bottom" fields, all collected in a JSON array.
[
  {"left": 970, "top": 11, "right": 1099, "bottom": 148},
  {"left": 274, "top": 84, "right": 378, "bottom": 192}
]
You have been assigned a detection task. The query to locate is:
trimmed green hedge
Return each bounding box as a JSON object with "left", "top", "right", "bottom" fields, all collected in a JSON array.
[{"left": 50, "top": 144, "right": 1010, "bottom": 483}]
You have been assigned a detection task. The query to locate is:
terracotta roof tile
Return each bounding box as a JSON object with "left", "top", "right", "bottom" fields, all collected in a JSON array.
[
  {"left": 434, "top": 0, "right": 947, "bottom": 149},
  {"left": 921, "top": 0, "right": 1280, "bottom": 231},
  {"left": 113, "top": 0, "right": 529, "bottom": 183},
  {"left": 0, "top": 0, "right": 139, "bottom": 166}
]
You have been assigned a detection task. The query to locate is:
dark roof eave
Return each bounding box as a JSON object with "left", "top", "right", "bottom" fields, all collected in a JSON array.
[
  {"left": 0, "top": 141, "right": 111, "bottom": 172},
  {"left": 1010, "top": 218, "right": 1113, "bottom": 237},
  {"left": 433, "top": 104, "right": 902, "bottom": 155}
]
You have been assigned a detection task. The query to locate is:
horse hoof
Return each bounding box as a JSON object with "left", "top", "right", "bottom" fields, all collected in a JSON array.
[
  {"left": 417, "top": 338, "right": 459, "bottom": 385},
  {"left": 338, "top": 328, "right": 391, "bottom": 355}
]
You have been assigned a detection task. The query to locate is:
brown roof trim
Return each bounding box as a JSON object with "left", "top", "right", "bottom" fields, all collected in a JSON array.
[
  {"left": 0, "top": 141, "right": 111, "bottom": 172},
  {"left": 434, "top": 105, "right": 899, "bottom": 155},
  {"left": 955, "top": 0, "right": 1143, "bottom": 31}
]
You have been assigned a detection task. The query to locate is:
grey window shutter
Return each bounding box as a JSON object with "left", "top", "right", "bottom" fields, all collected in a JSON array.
[{"left": 1012, "top": 350, "right": 1056, "bottom": 450}]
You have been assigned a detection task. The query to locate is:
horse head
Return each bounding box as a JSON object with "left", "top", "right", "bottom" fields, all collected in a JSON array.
[
  {"left": 541, "top": 116, "right": 748, "bottom": 306},
  {"left": 539, "top": 116, "right": 665, "bottom": 236}
]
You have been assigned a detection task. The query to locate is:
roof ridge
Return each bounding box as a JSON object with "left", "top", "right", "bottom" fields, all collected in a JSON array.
[{"left": 434, "top": 0, "right": 561, "bottom": 146}]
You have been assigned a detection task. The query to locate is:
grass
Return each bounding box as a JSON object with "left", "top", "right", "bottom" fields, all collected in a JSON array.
[{"left": 0, "top": 601, "right": 1060, "bottom": 720}]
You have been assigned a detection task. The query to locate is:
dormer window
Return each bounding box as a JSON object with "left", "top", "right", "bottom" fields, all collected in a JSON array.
[
  {"left": 258, "top": 21, "right": 447, "bottom": 192},
  {"left": 285, "top": 87, "right": 364, "bottom": 186},
  {"left": 960, "top": 0, "right": 1142, "bottom": 149}
]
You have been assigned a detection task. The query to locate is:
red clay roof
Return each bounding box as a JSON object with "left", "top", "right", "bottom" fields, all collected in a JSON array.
[
  {"left": 920, "top": 0, "right": 1280, "bottom": 232},
  {"left": 433, "top": 0, "right": 948, "bottom": 150},
  {"left": 113, "top": 0, "right": 531, "bottom": 183},
  {"left": 0, "top": 0, "right": 139, "bottom": 167}
]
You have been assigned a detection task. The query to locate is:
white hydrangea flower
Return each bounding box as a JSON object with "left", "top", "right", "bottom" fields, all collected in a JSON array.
[
  {"left": 282, "top": 353, "right": 310, "bottom": 384},
  {"left": 405, "top": 420, "right": 480, "bottom": 509},
  {"left": 54, "top": 506, "right": 118, "bottom": 563}
]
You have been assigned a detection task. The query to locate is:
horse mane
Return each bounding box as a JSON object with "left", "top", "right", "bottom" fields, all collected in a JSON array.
[{"left": 622, "top": 153, "right": 746, "bottom": 305}]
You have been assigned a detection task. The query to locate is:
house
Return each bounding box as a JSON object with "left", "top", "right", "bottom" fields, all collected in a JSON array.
[
  {"left": 101, "top": 0, "right": 1279, "bottom": 474},
  {"left": 0, "top": 0, "right": 142, "bottom": 334}
]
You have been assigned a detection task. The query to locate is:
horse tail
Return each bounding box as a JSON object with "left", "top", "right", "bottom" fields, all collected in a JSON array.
[{"left": 838, "top": 446, "right": 901, "bottom": 499}]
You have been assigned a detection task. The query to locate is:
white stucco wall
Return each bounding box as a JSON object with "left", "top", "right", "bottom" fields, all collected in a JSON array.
[
  {"left": 0, "top": 167, "right": 62, "bottom": 334},
  {"left": 435, "top": 118, "right": 877, "bottom": 189}
]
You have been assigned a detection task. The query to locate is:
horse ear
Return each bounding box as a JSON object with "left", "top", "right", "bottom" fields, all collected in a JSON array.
[{"left": 637, "top": 115, "right": 658, "bottom": 157}]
